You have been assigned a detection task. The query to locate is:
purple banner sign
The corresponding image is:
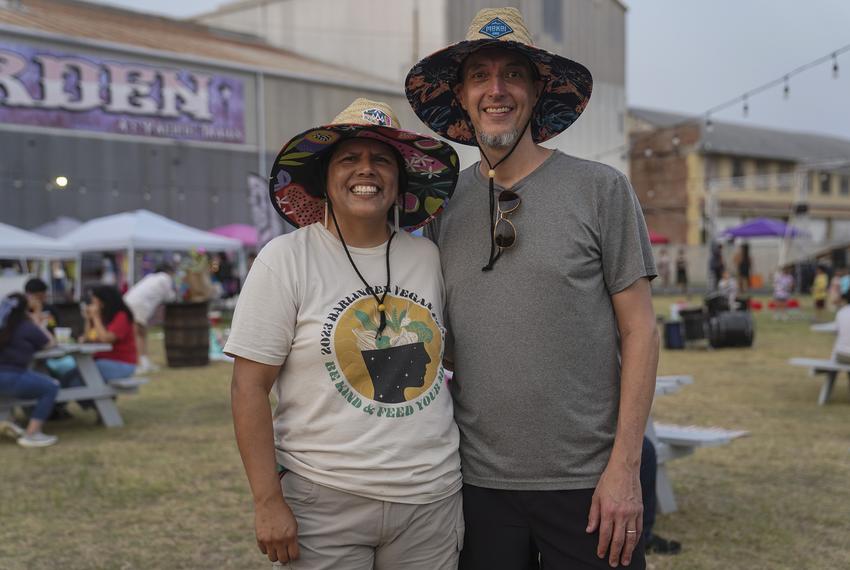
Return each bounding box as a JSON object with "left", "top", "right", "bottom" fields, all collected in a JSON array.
[{"left": 0, "top": 42, "right": 245, "bottom": 143}]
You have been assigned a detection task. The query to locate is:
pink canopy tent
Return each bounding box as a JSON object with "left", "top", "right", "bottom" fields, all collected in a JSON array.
[{"left": 209, "top": 224, "right": 258, "bottom": 247}]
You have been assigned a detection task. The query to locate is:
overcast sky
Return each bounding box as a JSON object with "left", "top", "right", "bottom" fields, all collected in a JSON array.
[{"left": 90, "top": 0, "right": 850, "bottom": 139}]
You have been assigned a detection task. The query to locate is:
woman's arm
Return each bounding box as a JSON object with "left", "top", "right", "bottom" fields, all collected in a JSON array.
[
  {"left": 28, "top": 313, "right": 56, "bottom": 349},
  {"left": 231, "top": 356, "right": 300, "bottom": 565}
]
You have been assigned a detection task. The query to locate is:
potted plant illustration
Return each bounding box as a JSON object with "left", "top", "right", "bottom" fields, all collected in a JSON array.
[{"left": 354, "top": 306, "right": 433, "bottom": 404}]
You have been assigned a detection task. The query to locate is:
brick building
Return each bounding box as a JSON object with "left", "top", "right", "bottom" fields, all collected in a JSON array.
[{"left": 629, "top": 107, "right": 850, "bottom": 246}]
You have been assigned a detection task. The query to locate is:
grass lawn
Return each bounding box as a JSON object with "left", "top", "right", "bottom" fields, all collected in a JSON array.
[{"left": 2, "top": 298, "right": 849, "bottom": 569}]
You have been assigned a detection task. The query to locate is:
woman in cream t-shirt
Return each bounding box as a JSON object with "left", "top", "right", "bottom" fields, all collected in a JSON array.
[{"left": 225, "top": 99, "right": 462, "bottom": 569}]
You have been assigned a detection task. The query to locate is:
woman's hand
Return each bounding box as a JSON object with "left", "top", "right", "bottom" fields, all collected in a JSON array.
[
  {"left": 85, "top": 303, "right": 100, "bottom": 319},
  {"left": 255, "top": 498, "right": 300, "bottom": 564}
]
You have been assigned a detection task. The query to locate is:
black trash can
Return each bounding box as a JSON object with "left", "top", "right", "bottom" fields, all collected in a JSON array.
[
  {"left": 679, "top": 308, "right": 706, "bottom": 341},
  {"left": 663, "top": 321, "right": 685, "bottom": 350}
]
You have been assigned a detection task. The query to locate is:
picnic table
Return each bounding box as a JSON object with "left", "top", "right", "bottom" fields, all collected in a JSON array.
[
  {"left": 810, "top": 321, "right": 837, "bottom": 333},
  {"left": 0, "top": 343, "right": 145, "bottom": 428},
  {"left": 649, "top": 374, "right": 748, "bottom": 514},
  {"left": 788, "top": 357, "right": 850, "bottom": 405}
]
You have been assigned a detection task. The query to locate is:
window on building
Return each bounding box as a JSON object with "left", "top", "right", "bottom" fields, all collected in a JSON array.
[
  {"left": 543, "top": 0, "right": 563, "bottom": 43},
  {"left": 778, "top": 162, "right": 795, "bottom": 192},
  {"left": 732, "top": 158, "right": 745, "bottom": 188},
  {"left": 820, "top": 173, "right": 832, "bottom": 195},
  {"left": 755, "top": 160, "right": 770, "bottom": 190},
  {"left": 841, "top": 175, "right": 850, "bottom": 196}
]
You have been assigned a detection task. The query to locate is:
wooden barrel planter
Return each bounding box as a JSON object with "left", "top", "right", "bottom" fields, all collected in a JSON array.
[{"left": 164, "top": 301, "right": 210, "bottom": 367}]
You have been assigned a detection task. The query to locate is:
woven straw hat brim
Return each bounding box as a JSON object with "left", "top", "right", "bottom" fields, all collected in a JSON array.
[
  {"left": 269, "top": 123, "right": 459, "bottom": 230},
  {"left": 406, "top": 38, "right": 593, "bottom": 145}
]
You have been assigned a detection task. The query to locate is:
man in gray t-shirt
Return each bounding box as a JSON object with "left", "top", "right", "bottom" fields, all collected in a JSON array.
[{"left": 406, "top": 8, "right": 658, "bottom": 569}]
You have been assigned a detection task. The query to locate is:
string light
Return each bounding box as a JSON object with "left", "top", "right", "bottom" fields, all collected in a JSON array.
[
  {"left": 54, "top": 176, "right": 68, "bottom": 188},
  {"left": 591, "top": 42, "right": 850, "bottom": 161}
]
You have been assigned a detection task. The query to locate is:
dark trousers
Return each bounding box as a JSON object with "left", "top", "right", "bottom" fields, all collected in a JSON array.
[
  {"left": 0, "top": 369, "right": 59, "bottom": 421},
  {"left": 460, "top": 485, "right": 646, "bottom": 570},
  {"left": 640, "top": 437, "right": 657, "bottom": 543}
]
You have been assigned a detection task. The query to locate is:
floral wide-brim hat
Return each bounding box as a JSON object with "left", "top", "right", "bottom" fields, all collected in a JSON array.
[
  {"left": 269, "top": 98, "right": 459, "bottom": 231},
  {"left": 405, "top": 7, "right": 593, "bottom": 146}
]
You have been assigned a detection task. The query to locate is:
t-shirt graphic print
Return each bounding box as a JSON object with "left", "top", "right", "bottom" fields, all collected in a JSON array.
[
  {"left": 225, "top": 224, "right": 460, "bottom": 504},
  {"left": 326, "top": 291, "right": 444, "bottom": 411}
]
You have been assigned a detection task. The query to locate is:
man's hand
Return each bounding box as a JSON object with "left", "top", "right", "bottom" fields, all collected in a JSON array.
[
  {"left": 586, "top": 463, "right": 643, "bottom": 567},
  {"left": 255, "top": 497, "right": 300, "bottom": 564}
]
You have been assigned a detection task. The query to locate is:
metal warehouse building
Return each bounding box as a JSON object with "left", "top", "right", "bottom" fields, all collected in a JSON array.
[{"left": 1, "top": 0, "right": 627, "bottom": 230}]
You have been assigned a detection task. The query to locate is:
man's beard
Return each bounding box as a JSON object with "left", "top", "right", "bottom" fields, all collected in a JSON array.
[{"left": 478, "top": 127, "right": 522, "bottom": 149}]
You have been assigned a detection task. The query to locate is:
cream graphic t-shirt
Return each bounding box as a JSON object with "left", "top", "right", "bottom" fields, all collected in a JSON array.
[{"left": 225, "top": 223, "right": 460, "bottom": 504}]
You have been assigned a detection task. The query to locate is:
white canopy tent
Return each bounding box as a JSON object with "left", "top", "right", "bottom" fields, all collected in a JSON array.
[
  {"left": 31, "top": 216, "right": 82, "bottom": 238},
  {"left": 0, "top": 222, "right": 76, "bottom": 259},
  {"left": 0, "top": 222, "right": 77, "bottom": 299},
  {"left": 59, "top": 210, "right": 243, "bottom": 286}
]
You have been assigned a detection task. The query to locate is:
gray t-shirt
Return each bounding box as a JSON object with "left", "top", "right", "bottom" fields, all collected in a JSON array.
[{"left": 430, "top": 150, "right": 656, "bottom": 490}]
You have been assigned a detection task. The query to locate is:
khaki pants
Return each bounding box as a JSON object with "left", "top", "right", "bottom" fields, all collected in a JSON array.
[{"left": 275, "top": 471, "right": 463, "bottom": 570}]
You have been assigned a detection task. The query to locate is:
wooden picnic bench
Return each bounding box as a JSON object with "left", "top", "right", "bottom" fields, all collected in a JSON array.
[
  {"left": 788, "top": 357, "right": 850, "bottom": 405},
  {"left": 649, "top": 374, "right": 749, "bottom": 513}
]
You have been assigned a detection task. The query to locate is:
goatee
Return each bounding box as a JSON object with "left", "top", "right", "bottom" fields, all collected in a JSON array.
[{"left": 478, "top": 128, "right": 522, "bottom": 149}]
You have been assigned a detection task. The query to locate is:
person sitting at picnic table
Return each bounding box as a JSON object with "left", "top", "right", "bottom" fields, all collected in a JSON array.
[
  {"left": 0, "top": 293, "right": 60, "bottom": 448},
  {"left": 24, "top": 277, "right": 56, "bottom": 331},
  {"left": 123, "top": 264, "right": 176, "bottom": 374},
  {"left": 62, "top": 285, "right": 137, "bottom": 388}
]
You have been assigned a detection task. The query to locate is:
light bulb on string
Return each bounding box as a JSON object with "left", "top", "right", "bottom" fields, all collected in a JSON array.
[
  {"left": 742, "top": 95, "right": 749, "bottom": 117},
  {"left": 783, "top": 76, "right": 790, "bottom": 99},
  {"left": 705, "top": 116, "right": 714, "bottom": 133},
  {"left": 833, "top": 53, "right": 840, "bottom": 78}
]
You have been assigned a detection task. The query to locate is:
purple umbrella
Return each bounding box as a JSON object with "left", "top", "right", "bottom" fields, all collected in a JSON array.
[
  {"left": 721, "top": 218, "right": 805, "bottom": 239},
  {"left": 209, "top": 224, "right": 258, "bottom": 247}
]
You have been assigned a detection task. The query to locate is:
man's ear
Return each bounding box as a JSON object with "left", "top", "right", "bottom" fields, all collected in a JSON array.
[{"left": 453, "top": 83, "right": 467, "bottom": 111}]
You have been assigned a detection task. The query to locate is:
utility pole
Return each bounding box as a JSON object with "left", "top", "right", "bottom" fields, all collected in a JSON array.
[{"left": 412, "top": 0, "right": 420, "bottom": 66}]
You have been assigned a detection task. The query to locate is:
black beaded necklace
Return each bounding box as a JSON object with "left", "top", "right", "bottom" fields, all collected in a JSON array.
[{"left": 328, "top": 201, "right": 396, "bottom": 339}]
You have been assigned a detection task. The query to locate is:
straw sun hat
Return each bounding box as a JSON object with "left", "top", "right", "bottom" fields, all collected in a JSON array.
[
  {"left": 269, "top": 98, "right": 459, "bottom": 231},
  {"left": 405, "top": 7, "right": 593, "bottom": 146}
]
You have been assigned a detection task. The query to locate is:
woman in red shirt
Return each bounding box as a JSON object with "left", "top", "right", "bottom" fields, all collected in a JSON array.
[{"left": 82, "top": 285, "right": 138, "bottom": 382}]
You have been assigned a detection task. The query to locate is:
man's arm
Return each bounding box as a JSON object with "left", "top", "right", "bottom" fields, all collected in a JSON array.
[
  {"left": 586, "top": 277, "right": 659, "bottom": 568},
  {"left": 231, "top": 356, "right": 300, "bottom": 564}
]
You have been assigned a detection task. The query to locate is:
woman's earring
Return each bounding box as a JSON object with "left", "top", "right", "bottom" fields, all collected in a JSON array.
[
  {"left": 324, "top": 200, "right": 328, "bottom": 228},
  {"left": 394, "top": 203, "right": 400, "bottom": 233}
]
